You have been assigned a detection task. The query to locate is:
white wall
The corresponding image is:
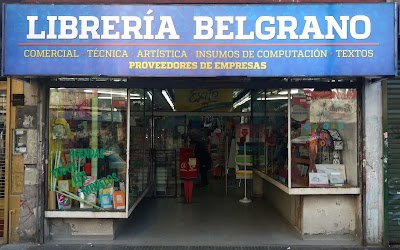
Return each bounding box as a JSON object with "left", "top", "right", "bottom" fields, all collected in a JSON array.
[
  {"left": 302, "top": 195, "right": 357, "bottom": 236},
  {"left": 263, "top": 180, "right": 359, "bottom": 238},
  {"left": 263, "top": 181, "right": 300, "bottom": 230}
]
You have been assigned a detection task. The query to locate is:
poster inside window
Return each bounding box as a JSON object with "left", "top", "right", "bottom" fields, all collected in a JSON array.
[{"left": 47, "top": 88, "right": 128, "bottom": 211}]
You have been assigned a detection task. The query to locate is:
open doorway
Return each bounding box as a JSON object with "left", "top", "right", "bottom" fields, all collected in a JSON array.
[
  {"left": 152, "top": 113, "right": 252, "bottom": 198},
  {"left": 119, "top": 88, "right": 297, "bottom": 245},
  {"left": 130, "top": 88, "right": 257, "bottom": 201}
]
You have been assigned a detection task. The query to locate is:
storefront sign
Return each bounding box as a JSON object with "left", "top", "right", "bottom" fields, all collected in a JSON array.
[{"left": 2, "top": 4, "right": 397, "bottom": 77}]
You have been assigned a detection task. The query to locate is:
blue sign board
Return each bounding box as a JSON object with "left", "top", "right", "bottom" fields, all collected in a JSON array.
[{"left": 1, "top": 3, "right": 397, "bottom": 77}]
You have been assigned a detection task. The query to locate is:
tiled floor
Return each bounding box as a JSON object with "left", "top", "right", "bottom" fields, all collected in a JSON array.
[{"left": 111, "top": 178, "right": 359, "bottom": 247}]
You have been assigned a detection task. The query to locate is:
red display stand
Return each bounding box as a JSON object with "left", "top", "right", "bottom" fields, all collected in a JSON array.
[
  {"left": 183, "top": 180, "right": 194, "bottom": 204},
  {"left": 179, "top": 148, "right": 198, "bottom": 204}
]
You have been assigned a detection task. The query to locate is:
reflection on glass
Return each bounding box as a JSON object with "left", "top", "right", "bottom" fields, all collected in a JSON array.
[
  {"left": 266, "top": 90, "right": 289, "bottom": 185},
  {"left": 251, "top": 90, "right": 267, "bottom": 174},
  {"left": 142, "top": 114, "right": 152, "bottom": 195},
  {"left": 128, "top": 89, "right": 153, "bottom": 209},
  {"left": 48, "top": 88, "right": 127, "bottom": 211},
  {"left": 129, "top": 89, "right": 144, "bottom": 206},
  {"left": 250, "top": 89, "right": 289, "bottom": 185}
]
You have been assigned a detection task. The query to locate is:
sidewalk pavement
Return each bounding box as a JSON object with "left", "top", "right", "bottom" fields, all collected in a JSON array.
[{"left": 0, "top": 244, "right": 399, "bottom": 250}]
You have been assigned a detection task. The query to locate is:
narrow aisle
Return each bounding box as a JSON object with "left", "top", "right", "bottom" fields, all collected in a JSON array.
[{"left": 116, "top": 178, "right": 302, "bottom": 246}]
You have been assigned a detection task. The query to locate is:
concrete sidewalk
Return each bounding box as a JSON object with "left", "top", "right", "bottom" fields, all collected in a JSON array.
[
  {"left": 6, "top": 181, "right": 396, "bottom": 250},
  {"left": 0, "top": 244, "right": 398, "bottom": 250}
]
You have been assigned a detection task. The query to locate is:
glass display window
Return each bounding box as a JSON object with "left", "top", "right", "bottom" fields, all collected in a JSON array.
[
  {"left": 46, "top": 86, "right": 360, "bottom": 218},
  {"left": 47, "top": 88, "right": 128, "bottom": 212},
  {"left": 289, "top": 88, "right": 358, "bottom": 189},
  {"left": 129, "top": 89, "right": 153, "bottom": 209},
  {"left": 250, "top": 88, "right": 359, "bottom": 194}
]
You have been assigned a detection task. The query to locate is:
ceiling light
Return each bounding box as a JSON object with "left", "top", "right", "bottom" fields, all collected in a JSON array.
[
  {"left": 278, "top": 89, "right": 299, "bottom": 95},
  {"left": 147, "top": 91, "right": 153, "bottom": 101},
  {"left": 84, "top": 90, "right": 128, "bottom": 96},
  {"left": 162, "top": 90, "right": 175, "bottom": 111},
  {"left": 233, "top": 94, "right": 251, "bottom": 109}
]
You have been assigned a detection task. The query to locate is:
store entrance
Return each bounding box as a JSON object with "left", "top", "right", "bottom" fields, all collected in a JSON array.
[
  {"left": 133, "top": 87, "right": 285, "bottom": 202},
  {"left": 47, "top": 84, "right": 360, "bottom": 245},
  {"left": 116, "top": 88, "right": 303, "bottom": 245},
  {"left": 129, "top": 88, "right": 257, "bottom": 204},
  {"left": 152, "top": 112, "right": 250, "bottom": 198}
]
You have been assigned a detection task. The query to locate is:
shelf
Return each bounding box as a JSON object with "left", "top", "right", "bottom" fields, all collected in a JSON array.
[
  {"left": 292, "top": 157, "right": 310, "bottom": 164},
  {"left": 254, "top": 169, "right": 361, "bottom": 195},
  {"left": 154, "top": 149, "right": 177, "bottom": 197},
  {"left": 45, "top": 210, "right": 127, "bottom": 219},
  {"left": 289, "top": 186, "right": 361, "bottom": 195}
]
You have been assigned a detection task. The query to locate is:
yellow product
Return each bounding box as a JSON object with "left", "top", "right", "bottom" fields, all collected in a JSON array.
[{"left": 58, "top": 180, "right": 71, "bottom": 192}]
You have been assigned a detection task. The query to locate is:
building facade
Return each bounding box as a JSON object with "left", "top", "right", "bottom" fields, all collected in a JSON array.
[{"left": 0, "top": 0, "right": 399, "bottom": 246}]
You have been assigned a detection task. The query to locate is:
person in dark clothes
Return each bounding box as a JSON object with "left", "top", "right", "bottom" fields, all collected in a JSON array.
[{"left": 189, "top": 130, "right": 212, "bottom": 187}]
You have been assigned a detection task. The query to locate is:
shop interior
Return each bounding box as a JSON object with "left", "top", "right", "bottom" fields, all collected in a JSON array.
[{"left": 47, "top": 79, "right": 360, "bottom": 244}]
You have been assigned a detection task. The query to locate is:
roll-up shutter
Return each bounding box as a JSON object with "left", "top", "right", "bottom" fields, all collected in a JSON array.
[{"left": 384, "top": 80, "right": 400, "bottom": 245}]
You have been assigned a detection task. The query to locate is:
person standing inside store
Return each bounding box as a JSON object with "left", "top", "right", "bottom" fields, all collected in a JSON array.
[{"left": 189, "top": 129, "right": 212, "bottom": 187}]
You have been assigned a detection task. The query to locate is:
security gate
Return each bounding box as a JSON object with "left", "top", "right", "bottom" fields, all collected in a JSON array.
[{"left": 384, "top": 80, "right": 400, "bottom": 245}]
